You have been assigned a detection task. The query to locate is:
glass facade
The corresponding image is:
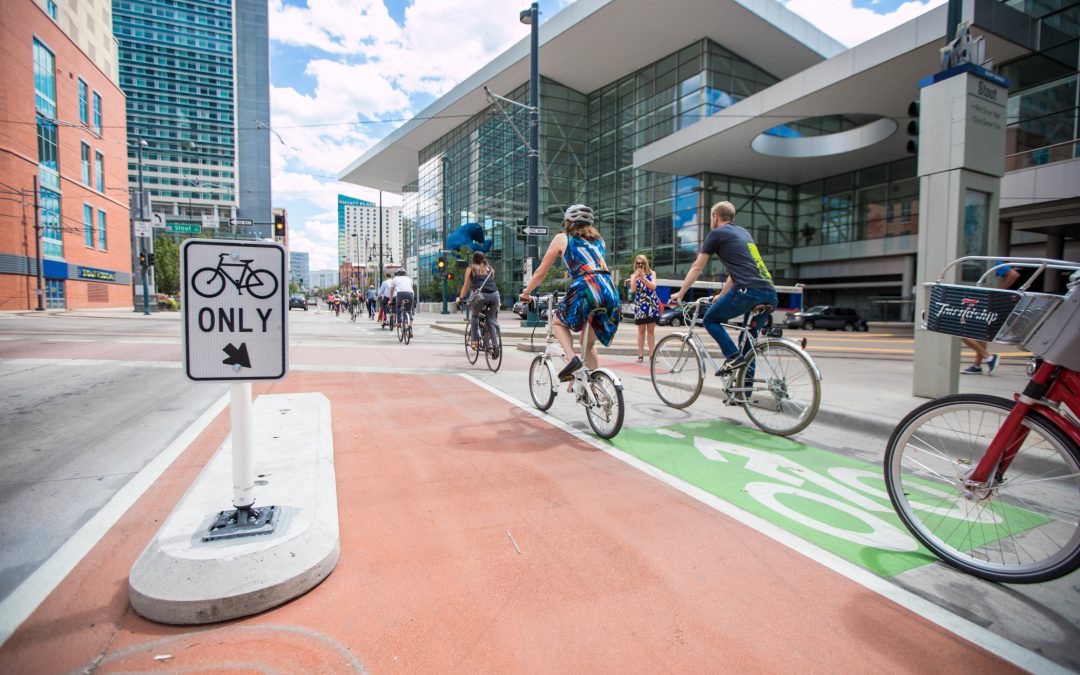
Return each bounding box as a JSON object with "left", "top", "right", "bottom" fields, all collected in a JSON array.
[
  {"left": 40, "top": 188, "right": 62, "bottom": 258},
  {"left": 999, "top": 0, "right": 1080, "bottom": 169},
  {"left": 403, "top": 39, "right": 788, "bottom": 301},
  {"left": 113, "top": 0, "right": 237, "bottom": 225},
  {"left": 33, "top": 39, "right": 55, "bottom": 118}
]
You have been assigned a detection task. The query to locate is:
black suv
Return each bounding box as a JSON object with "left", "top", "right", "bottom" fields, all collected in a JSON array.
[
  {"left": 784, "top": 306, "right": 867, "bottom": 331},
  {"left": 289, "top": 295, "right": 308, "bottom": 311}
]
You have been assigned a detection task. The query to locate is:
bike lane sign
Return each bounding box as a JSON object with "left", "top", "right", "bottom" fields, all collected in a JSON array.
[{"left": 181, "top": 239, "right": 288, "bottom": 381}]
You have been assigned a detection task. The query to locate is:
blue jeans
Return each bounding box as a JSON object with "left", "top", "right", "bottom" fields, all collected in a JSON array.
[{"left": 703, "top": 286, "right": 777, "bottom": 360}]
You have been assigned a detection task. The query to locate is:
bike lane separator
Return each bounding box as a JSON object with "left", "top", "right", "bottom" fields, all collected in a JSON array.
[{"left": 461, "top": 374, "right": 1067, "bottom": 675}]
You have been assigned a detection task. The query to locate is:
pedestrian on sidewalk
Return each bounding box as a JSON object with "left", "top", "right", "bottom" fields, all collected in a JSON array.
[
  {"left": 456, "top": 251, "right": 500, "bottom": 353},
  {"left": 520, "top": 204, "right": 621, "bottom": 381},
  {"left": 628, "top": 254, "right": 660, "bottom": 362},
  {"left": 961, "top": 262, "right": 1019, "bottom": 375}
]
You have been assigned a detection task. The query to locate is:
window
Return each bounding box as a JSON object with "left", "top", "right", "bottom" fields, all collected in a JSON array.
[
  {"left": 92, "top": 92, "right": 102, "bottom": 134},
  {"left": 95, "top": 151, "right": 103, "bottom": 191},
  {"left": 40, "top": 187, "right": 62, "bottom": 258},
  {"left": 33, "top": 39, "right": 55, "bottom": 118},
  {"left": 78, "top": 79, "right": 88, "bottom": 125},
  {"left": 81, "top": 143, "right": 91, "bottom": 185},
  {"left": 97, "top": 209, "right": 107, "bottom": 250},
  {"left": 84, "top": 203, "right": 94, "bottom": 247},
  {"left": 46, "top": 0, "right": 58, "bottom": 20},
  {"left": 36, "top": 117, "right": 59, "bottom": 189}
]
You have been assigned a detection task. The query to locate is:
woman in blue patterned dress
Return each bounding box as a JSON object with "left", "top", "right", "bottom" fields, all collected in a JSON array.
[
  {"left": 520, "top": 204, "right": 621, "bottom": 381},
  {"left": 628, "top": 254, "right": 660, "bottom": 362}
]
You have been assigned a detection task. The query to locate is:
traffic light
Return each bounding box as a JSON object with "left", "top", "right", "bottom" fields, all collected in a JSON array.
[
  {"left": 138, "top": 251, "right": 147, "bottom": 267},
  {"left": 906, "top": 100, "right": 920, "bottom": 154},
  {"left": 516, "top": 217, "right": 527, "bottom": 241},
  {"left": 447, "top": 272, "right": 454, "bottom": 281},
  {"left": 437, "top": 256, "right": 447, "bottom": 276},
  {"left": 274, "top": 213, "right": 286, "bottom": 238},
  {"left": 147, "top": 252, "right": 156, "bottom": 267}
]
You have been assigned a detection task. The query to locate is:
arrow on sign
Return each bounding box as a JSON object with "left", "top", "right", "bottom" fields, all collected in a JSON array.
[{"left": 222, "top": 343, "right": 251, "bottom": 368}]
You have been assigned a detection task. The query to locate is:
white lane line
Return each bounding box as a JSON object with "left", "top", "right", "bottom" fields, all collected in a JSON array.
[
  {"left": 0, "top": 392, "right": 230, "bottom": 649},
  {"left": 459, "top": 373, "right": 1068, "bottom": 675}
]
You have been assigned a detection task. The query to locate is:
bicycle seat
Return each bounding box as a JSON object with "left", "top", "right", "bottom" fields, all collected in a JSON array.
[{"left": 749, "top": 304, "right": 774, "bottom": 315}]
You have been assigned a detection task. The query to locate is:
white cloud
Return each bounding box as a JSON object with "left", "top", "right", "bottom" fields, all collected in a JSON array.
[{"left": 782, "top": 0, "right": 948, "bottom": 47}]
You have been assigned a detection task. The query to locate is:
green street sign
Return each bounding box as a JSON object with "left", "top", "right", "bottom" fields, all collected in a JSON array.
[{"left": 167, "top": 224, "right": 202, "bottom": 234}]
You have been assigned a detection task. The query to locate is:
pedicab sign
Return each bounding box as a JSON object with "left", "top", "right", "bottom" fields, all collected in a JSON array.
[{"left": 181, "top": 239, "right": 288, "bottom": 381}]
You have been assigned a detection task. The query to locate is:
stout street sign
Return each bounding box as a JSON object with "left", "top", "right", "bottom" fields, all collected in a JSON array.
[
  {"left": 181, "top": 239, "right": 288, "bottom": 381},
  {"left": 168, "top": 223, "right": 202, "bottom": 234}
]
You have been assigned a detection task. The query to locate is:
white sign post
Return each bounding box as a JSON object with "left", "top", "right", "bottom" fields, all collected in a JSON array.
[{"left": 180, "top": 239, "right": 288, "bottom": 538}]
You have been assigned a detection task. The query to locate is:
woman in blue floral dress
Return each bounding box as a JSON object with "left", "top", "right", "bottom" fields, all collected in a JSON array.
[{"left": 628, "top": 254, "right": 660, "bottom": 362}]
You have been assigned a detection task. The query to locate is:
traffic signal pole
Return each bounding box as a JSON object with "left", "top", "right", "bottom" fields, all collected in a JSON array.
[{"left": 521, "top": 2, "right": 544, "bottom": 328}]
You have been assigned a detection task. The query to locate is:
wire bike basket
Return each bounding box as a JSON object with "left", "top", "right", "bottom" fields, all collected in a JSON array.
[{"left": 922, "top": 256, "right": 1077, "bottom": 348}]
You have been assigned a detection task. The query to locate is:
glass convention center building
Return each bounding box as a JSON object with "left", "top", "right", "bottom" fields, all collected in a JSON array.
[{"left": 340, "top": 0, "right": 1079, "bottom": 319}]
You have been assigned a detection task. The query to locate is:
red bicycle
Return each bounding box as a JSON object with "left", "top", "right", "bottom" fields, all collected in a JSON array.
[{"left": 885, "top": 257, "right": 1080, "bottom": 583}]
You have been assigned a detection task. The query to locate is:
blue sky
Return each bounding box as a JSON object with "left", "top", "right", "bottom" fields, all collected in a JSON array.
[{"left": 267, "top": 0, "right": 947, "bottom": 271}]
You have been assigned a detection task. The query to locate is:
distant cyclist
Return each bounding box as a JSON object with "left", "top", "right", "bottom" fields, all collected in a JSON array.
[
  {"left": 520, "top": 204, "right": 621, "bottom": 381},
  {"left": 670, "top": 200, "right": 776, "bottom": 375},
  {"left": 457, "top": 251, "right": 500, "bottom": 354},
  {"left": 377, "top": 273, "right": 393, "bottom": 325},
  {"left": 366, "top": 284, "right": 377, "bottom": 319}
]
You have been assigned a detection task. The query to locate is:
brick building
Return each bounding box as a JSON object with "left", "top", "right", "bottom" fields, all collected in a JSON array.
[{"left": 0, "top": 0, "right": 131, "bottom": 310}]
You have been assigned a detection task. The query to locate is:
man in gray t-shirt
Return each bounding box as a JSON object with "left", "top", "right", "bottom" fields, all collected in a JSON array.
[{"left": 671, "top": 201, "right": 777, "bottom": 373}]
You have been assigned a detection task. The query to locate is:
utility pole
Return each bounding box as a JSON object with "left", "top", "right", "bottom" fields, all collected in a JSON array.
[
  {"left": 378, "top": 190, "right": 384, "bottom": 282},
  {"left": 520, "top": 1, "right": 543, "bottom": 327},
  {"left": 136, "top": 138, "right": 150, "bottom": 315}
]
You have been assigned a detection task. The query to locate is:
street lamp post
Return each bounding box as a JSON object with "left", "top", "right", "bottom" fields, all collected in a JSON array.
[
  {"left": 520, "top": 2, "right": 542, "bottom": 327},
  {"left": 136, "top": 138, "right": 150, "bottom": 315}
]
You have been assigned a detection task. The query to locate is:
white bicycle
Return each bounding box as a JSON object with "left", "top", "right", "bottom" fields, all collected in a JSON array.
[
  {"left": 527, "top": 291, "right": 625, "bottom": 439},
  {"left": 650, "top": 297, "right": 821, "bottom": 436}
]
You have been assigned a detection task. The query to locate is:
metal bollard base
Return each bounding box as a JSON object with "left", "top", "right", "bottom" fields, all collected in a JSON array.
[{"left": 202, "top": 504, "right": 278, "bottom": 542}]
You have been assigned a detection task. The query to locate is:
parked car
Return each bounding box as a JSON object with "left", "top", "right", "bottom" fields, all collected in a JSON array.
[
  {"left": 289, "top": 295, "right": 308, "bottom": 311},
  {"left": 784, "top": 305, "right": 867, "bottom": 331},
  {"left": 658, "top": 302, "right": 709, "bottom": 327},
  {"left": 512, "top": 298, "right": 550, "bottom": 319},
  {"left": 307, "top": 296, "right": 318, "bottom": 306}
]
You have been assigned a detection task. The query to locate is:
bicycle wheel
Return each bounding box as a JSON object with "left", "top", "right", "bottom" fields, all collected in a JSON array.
[
  {"left": 191, "top": 268, "right": 225, "bottom": 298},
  {"left": 586, "top": 370, "right": 625, "bottom": 439},
  {"left": 485, "top": 326, "right": 502, "bottom": 373},
  {"left": 396, "top": 314, "right": 404, "bottom": 342},
  {"left": 529, "top": 355, "right": 555, "bottom": 411},
  {"left": 403, "top": 318, "right": 411, "bottom": 345},
  {"left": 245, "top": 269, "right": 278, "bottom": 299},
  {"left": 737, "top": 340, "right": 820, "bottom": 436},
  {"left": 650, "top": 334, "right": 704, "bottom": 408},
  {"left": 884, "top": 394, "right": 1080, "bottom": 583},
  {"left": 465, "top": 324, "right": 479, "bottom": 364}
]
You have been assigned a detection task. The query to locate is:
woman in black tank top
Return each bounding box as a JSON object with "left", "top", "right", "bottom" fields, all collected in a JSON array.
[{"left": 456, "top": 251, "right": 501, "bottom": 350}]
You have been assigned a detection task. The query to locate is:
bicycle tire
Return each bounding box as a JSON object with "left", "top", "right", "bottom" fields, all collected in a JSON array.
[
  {"left": 529, "top": 355, "right": 555, "bottom": 411},
  {"left": 650, "top": 334, "right": 704, "bottom": 408},
  {"left": 396, "top": 316, "right": 404, "bottom": 342},
  {"left": 403, "top": 317, "right": 411, "bottom": 345},
  {"left": 736, "top": 340, "right": 820, "bottom": 436},
  {"left": 586, "top": 370, "right": 624, "bottom": 439},
  {"left": 485, "top": 326, "right": 502, "bottom": 372},
  {"left": 245, "top": 268, "right": 278, "bottom": 299},
  {"left": 884, "top": 394, "right": 1080, "bottom": 583},
  {"left": 191, "top": 268, "right": 226, "bottom": 298},
  {"left": 465, "top": 324, "right": 479, "bottom": 364}
]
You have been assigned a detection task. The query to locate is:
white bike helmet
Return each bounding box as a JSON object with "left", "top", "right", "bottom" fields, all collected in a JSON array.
[{"left": 564, "top": 204, "right": 594, "bottom": 225}]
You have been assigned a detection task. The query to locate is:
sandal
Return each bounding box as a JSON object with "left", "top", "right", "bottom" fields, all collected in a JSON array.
[{"left": 636, "top": 356, "right": 644, "bottom": 363}]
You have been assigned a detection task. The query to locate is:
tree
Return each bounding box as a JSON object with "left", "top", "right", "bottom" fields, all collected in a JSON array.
[
  {"left": 153, "top": 236, "right": 180, "bottom": 295},
  {"left": 288, "top": 281, "right": 300, "bottom": 295}
]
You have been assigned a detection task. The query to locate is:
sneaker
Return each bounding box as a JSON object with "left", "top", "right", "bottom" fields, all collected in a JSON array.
[
  {"left": 715, "top": 352, "right": 751, "bottom": 376},
  {"left": 986, "top": 354, "right": 999, "bottom": 375},
  {"left": 961, "top": 365, "right": 983, "bottom": 375},
  {"left": 558, "top": 356, "right": 582, "bottom": 382}
]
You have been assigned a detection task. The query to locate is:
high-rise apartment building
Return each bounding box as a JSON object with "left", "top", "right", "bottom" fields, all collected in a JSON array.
[
  {"left": 289, "top": 250, "right": 309, "bottom": 289},
  {"left": 112, "top": 0, "right": 271, "bottom": 240},
  {"left": 338, "top": 195, "right": 403, "bottom": 276},
  {"left": 0, "top": 0, "right": 132, "bottom": 310}
]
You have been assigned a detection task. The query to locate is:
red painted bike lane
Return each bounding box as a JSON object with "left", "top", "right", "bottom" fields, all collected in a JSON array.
[{"left": 0, "top": 371, "right": 1017, "bottom": 673}]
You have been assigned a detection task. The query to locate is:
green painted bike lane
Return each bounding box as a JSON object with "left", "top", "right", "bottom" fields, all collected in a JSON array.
[{"left": 609, "top": 419, "right": 1042, "bottom": 577}]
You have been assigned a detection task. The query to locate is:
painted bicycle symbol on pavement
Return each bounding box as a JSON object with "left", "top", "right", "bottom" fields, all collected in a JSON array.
[{"left": 191, "top": 253, "right": 279, "bottom": 299}]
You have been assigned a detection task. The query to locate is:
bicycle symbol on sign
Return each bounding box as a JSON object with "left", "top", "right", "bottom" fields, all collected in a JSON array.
[{"left": 191, "top": 253, "right": 278, "bottom": 299}]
